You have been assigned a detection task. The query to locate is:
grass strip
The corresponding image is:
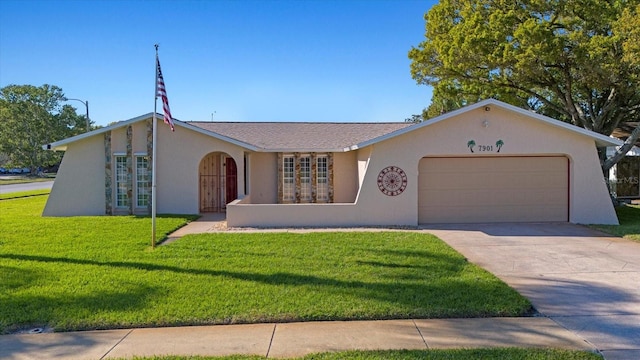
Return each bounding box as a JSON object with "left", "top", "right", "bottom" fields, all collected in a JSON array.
[
  {"left": 592, "top": 204, "right": 640, "bottom": 241},
  {"left": 123, "top": 348, "right": 602, "bottom": 359}
]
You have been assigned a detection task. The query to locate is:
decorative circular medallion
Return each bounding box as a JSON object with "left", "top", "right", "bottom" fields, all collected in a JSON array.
[{"left": 377, "top": 166, "right": 408, "bottom": 196}]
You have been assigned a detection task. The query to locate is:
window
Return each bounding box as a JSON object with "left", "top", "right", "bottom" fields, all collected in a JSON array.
[
  {"left": 136, "top": 156, "right": 150, "bottom": 207},
  {"left": 316, "top": 155, "right": 328, "bottom": 201},
  {"left": 280, "top": 153, "right": 332, "bottom": 203},
  {"left": 299, "top": 156, "right": 311, "bottom": 201},
  {"left": 115, "top": 155, "right": 128, "bottom": 208},
  {"left": 283, "top": 155, "right": 295, "bottom": 202}
]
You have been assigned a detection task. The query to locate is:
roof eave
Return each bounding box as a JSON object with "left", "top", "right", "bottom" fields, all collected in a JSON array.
[
  {"left": 42, "top": 113, "right": 157, "bottom": 151},
  {"left": 43, "top": 113, "right": 262, "bottom": 152},
  {"left": 262, "top": 147, "right": 347, "bottom": 153},
  {"left": 350, "top": 99, "right": 623, "bottom": 149},
  {"left": 177, "top": 122, "right": 260, "bottom": 151}
]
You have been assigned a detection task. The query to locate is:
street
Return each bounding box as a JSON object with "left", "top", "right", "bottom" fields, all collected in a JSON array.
[{"left": 0, "top": 180, "right": 54, "bottom": 194}]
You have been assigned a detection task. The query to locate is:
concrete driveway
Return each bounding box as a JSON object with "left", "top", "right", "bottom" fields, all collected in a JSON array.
[{"left": 422, "top": 223, "right": 640, "bottom": 360}]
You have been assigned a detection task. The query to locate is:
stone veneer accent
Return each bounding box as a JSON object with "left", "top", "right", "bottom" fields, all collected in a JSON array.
[
  {"left": 294, "top": 153, "right": 301, "bottom": 203},
  {"left": 104, "top": 132, "right": 112, "bottom": 215},
  {"left": 311, "top": 153, "right": 317, "bottom": 203},
  {"left": 126, "top": 125, "right": 133, "bottom": 215},
  {"left": 327, "top": 153, "right": 334, "bottom": 203},
  {"left": 277, "top": 153, "right": 283, "bottom": 204}
]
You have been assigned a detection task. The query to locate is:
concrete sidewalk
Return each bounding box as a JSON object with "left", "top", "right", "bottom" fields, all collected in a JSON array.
[{"left": 0, "top": 317, "right": 596, "bottom": 359}]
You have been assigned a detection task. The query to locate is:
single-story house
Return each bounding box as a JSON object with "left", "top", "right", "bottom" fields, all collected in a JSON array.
[
  {"left": 43, "top": 99, "right": 621, "bottom": 226},
  {"left": 608, "top": 122, "right": 640, "bottom": 200}
]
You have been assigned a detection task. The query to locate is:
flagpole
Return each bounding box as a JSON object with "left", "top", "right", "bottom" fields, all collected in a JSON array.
[{"left": 151, "top": 44, "right": 159, "bottom": 248}]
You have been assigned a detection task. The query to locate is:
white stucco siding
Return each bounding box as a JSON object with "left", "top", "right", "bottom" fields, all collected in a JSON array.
[
  {"left": 230, "top": 106, "right": 617, "bottom": 226},
  {"left": 133, "top": 121, "right": 149, "bottom": 154},
  {"left": 43, "top": 135, "right": 105, "bottom": 216},
  {"left": 247, "top": 152, "right": 277, "bottom": 204},
  {"left": 356, "top": 147, "right": 372, "bottom": 191},
  {"left": 333, "top": 151, "right": 358, "bottom": 203},
  {"left": 154, "top": 120, "right": 246, "bottom": 214},
  {"left": 362, "top": 106, "right": 617, "bottom": 225}
]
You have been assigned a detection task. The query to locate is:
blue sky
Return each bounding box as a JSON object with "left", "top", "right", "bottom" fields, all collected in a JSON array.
[{"left": 0, "top": 0, "right": 436, "bottom": 127}]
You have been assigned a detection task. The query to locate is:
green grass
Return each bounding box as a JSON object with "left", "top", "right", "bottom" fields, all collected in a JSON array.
[
  {"left": 0, "top": 189, "right": 51, "bottom": 200},
  {"left": 592, "top": 204, "right": 640, "bottom": 241},
  {"left": 0, "top": 194, "right": 532, "bottom": 334},
  {"left": 124, "top": 348, "right": 602, "bottom": 359}
]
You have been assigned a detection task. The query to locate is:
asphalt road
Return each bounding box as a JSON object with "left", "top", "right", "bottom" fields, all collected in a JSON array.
[{"left": 0, "top": 180, "right": 54, "bottom": 194}]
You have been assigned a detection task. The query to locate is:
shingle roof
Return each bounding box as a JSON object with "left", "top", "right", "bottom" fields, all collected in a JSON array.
[{"left": 187, "top": 122, "right": 414, "bottom": 151}]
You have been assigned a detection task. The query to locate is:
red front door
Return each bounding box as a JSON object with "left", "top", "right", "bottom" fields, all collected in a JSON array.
[{"left": 225, "top": 157, "right": 237, "bottom": 205}]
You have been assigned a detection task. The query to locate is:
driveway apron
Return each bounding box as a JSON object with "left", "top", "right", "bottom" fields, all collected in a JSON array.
[{"left": 422, "top": 223, "right": 640, "bottom": 360}]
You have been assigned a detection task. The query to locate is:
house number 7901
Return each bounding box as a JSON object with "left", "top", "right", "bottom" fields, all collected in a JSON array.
[{"left": 467, "top": 140, "right": 504, "bottom": 153}]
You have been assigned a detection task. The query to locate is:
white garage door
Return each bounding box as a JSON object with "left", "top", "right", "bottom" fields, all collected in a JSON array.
[{"left": 418, "top": 157, "right": 569, "bottom": 223}]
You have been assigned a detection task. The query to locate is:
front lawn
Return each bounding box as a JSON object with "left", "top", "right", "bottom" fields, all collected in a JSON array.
[
  {"left": 592, "top": 204, "right": 640, "bottom": 241},
  {"left": 0, "top": 193, "right": 532, "bottom": 334}
]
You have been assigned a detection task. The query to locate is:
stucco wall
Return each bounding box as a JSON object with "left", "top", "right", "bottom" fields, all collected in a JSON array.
[
  {"left": 154, "top": 121, "right": 246, "bottom": 214},
  {"left": 229, "top": 105, "right": 618, "bottom": 226},
  {"left": 362, "top": 106, "right": 616, "bottom": 225},
  {"left": 43, "top": 135, "right": 105, "bottom": 216},
  {"left": 333, "top": 151, "right": 359, "bottom": 203},
  {"left": 247, "top": 152, "right": 277, "bottom": 204},
  {"left": 46, "top": 108, "right": 617, "bottom": 225},
  {"left": 44, "top": 118, "right": 248, "bottom": 216}
]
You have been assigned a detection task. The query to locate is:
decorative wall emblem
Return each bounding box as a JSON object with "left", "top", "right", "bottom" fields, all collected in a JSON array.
[{"left": 377, "top": 166, "right": 408, "bottom": 196}]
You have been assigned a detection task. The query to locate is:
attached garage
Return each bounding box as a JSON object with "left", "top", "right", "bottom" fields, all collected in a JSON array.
[{"left": 418, "top": 156, "right": 569, "bottom": 223}]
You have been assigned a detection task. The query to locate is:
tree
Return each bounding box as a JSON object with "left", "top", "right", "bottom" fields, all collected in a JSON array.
[
  {"left": 0, "top": 84, "right": 87, "bottom": 175},
  {"left": 408, "top": 0, "right": 640, "bottom": 173},
  {"left": 404, "top": 114, "right": 425, "bottom": 123}
]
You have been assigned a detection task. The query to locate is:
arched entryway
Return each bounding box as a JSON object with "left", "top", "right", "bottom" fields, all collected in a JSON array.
[{"left": 199, "top": 152, "right": 237, "bottom": 213}]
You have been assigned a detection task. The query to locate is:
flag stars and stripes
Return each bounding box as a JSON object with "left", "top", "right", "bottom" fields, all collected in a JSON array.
[{"left": 156, "top": 56, "right": 174, "bottom": 131}]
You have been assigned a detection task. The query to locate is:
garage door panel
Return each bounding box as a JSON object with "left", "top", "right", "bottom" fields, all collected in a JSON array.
[
  {"left": 422, "top": 188, "right": 567, "bottom": 208},
  {"left": 421, "top": 172, "right": 566, "bottom": 191},
  {"left": 419, "top": 204, "right": 568, "bottom": 223},
  {"left": 418, "top": 157, "right": 568, "bottom": 223}
]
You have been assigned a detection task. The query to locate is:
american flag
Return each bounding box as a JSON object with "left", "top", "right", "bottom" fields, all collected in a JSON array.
[{"left": 156, "top": 56, "right": 175, "bottom": 131}]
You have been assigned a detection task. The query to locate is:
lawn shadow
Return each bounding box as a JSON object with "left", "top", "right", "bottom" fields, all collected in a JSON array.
[
  {"left": 0, "top": 278, "right": 161, "bottom": 333},
  {"left": 0, "top": 252, "right": 530, "bottom": 324}
]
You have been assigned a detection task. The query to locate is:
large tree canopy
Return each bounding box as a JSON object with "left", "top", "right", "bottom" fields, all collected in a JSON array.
[
  {"left": 0, "top": 84, "right": 88, "bottom": 174},
  {"left": 409, "top": 0, "right": 640, "bottom": 171}
]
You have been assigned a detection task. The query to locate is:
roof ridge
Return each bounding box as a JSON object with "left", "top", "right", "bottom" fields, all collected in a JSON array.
[{"left": 186, "top": 121, "right": 411, "bottom": 125}]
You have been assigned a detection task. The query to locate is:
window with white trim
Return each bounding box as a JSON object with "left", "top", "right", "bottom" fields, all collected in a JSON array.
[
  {"left": 316, "top": 155, "right": 328, "bottom": 202},
  {"left": 282, "top": 155, "right": 295, "bottom": 202},
  {"left": 299, "top": 155, "right": 311, "bottom": 201},
  {"left": 115, "top": 155, "right": 128, "bottom": 208},
  {"left": 136, "top": 155, "right": 150, "bottom": 207},
  {"left": 279, "top": 153, "right": 332, "bottom": 203}
]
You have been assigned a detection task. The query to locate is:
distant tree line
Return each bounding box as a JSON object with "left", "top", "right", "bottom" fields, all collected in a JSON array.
[{"left": 0, "top": 84, "right": 93, "bottom": 175}]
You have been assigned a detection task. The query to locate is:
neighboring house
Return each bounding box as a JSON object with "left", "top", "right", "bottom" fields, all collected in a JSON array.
[
  {"left": 608, "top": 122, "right": 640, "bottom": 200},
  {"left": 43, "top": 99, "right": 621, "bottom": 226}
]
